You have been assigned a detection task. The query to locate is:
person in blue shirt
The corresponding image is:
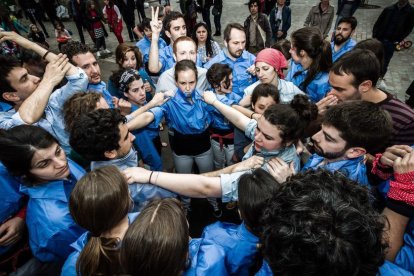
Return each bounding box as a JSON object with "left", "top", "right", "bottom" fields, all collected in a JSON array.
[
  {"left": 61, "top": 41, "right": 114, "bottom": 108},
  {"left": 121, "top": 198, "right": 227, "bottom": 275},
  {"left": 269, "top": 0, "right": 291, "bottom": 41},
  {"left": 204, "top": 23, "right": 257, "bottom": 97},
  {"left": 136, "top": 18, "right": 167, "bottom": 65},
  {"left": 200, "top": 168, "right": 280, "bottom": 275},
  {"left": 206, "top": 63, "right": 242, "bottom": 169},
  {"left": 0, "top": 125, "right": 85, "bottom": 268},
  {"left": 331, "top": 16, "right": 357, "bottom": 62},
  {"left": 69, "top": 108, "right": 176, "bottom": 211},
  {"left": 108, "top": 43, "right": 155, "bottom": 102},
  {"left": 0, "top": 32, "right": 89, "bottom": 154},
  {"left": 286, "top": 27, "right": 332, "bottom": 103},
  {"left": 260, "top": 169, "right": 412, "bottom": 276},
  {"left": 268, "top": 101, "right": 393, "bottom": 187},
  {"left": 62, "top": 166, "right": 140, "bottom": 276}
]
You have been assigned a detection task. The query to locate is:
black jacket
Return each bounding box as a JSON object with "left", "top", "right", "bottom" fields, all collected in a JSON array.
[
  {"left": 116, "top": 0, "right": 136, "bottom": 25},
  {"left": 373, "top": 2, "right": 414, "bottom": 42},
  {"left": 244, "top": 13, "right": 272, "bottom": 49}
]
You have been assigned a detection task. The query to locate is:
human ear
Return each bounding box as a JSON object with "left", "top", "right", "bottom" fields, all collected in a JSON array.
[
  {"left": 345, "top": 147, "right": 366, "bottom": 159},
  {"left": 2, "top": 92, "right": 19, "bottom": 103},
  {"left": 358, "top": 80, "right": 373, "bottom": 94},
  {"left": 104, "top": 150, "right": 117, "bottom": 159}
]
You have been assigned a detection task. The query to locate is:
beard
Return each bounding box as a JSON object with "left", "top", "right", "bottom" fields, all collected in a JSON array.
[
  {"left": 334, "top": 34, "right": 350, "bottom": 46},
  {"left": 229, "top": 49, "right": 243, "bottom": 59},
  {"left": 312, "top": 139, "right": 347, "bottom": 160}
]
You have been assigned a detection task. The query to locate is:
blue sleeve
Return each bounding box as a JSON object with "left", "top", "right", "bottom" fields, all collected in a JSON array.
[
  {"left": 107, "top": 79, "right": 123, "bottom": 98},
  {"left": 61, "top": 250, "right": 80, "bottom": 276},
  {"left": 395, "top": 231, "right": 414, "bottom": 273},
  {"left": 148, "top": 106, "right": 166, "bottom": 128},
  {"left": 306, "top": 78, "right": 331, "bottom": 103},
  {"left": 378, "top": 260, "right": 413, "bottom": 276},
  {"left": 133, "top": 129, "right": 163, "bottom": 171}
]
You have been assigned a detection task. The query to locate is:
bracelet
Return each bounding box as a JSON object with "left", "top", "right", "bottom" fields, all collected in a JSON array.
[
  {"left": 149, "top": 171, "right": 154, "bottom": 184},
  {"left": 250, "top": 112, "right": 257, "bottom": 119},
  {"left": 42, "top": 50, "right": 51, "bottom": 60}
]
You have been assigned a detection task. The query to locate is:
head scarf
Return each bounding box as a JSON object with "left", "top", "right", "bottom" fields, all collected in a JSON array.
[{"left": 255, "top": 48, "right": 288, "bottom": 79}]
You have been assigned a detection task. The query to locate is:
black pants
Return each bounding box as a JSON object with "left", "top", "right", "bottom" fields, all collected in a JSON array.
[
  {"left": 74, "top": 18, "right": 85, "bottom": 44},
  {"left": 201, "top": 5, "right": 221, "bottom": 33},
  {"left": 381, "top": 39, "right": 395, "bottom": 77},
  {"left": 25, "top": 9, "right": 49, "bottom": 37},
  {"left": 136, "top": 0, "right": 146, "bottom": 21}
]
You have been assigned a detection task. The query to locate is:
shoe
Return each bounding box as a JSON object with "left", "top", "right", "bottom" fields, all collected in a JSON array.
[
  {"left": 213, "top": 206, "right": 222, "bottom": 218},
  {"left": 96, "top": 51, "right": 101, "bottom": 58},
  {"left": 103, "top": 49, "right": 111, "bottom": 54},
  {"left": 213, "top": 31, "right": 221, "bottom": 37}
]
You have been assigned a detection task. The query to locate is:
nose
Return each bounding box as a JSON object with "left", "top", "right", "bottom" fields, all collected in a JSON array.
[
  {"left": 254, "top": 130, "right": 262, "bottom": 142},
  {"left": 312, "top": 131, "right": 322, "bottom": 143},
  {"left": 185, "top": 83, "right": 190, "bottom": 91},
  {"left": 54, "top": 156, "right": 67, "bottom": 168},
  {"left": 327, "top": 88, "right": 337, "bottom": 97},
  {"left": 129, "top": 132, "right": 136, "bottom": 142},
  {"left": 91, "top": 65, "right": 99, "bottom": 74}
]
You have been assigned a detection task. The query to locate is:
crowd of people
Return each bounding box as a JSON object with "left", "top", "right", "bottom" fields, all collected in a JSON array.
[{"left": 0, "top": 0, "right": 414, "bottom": 275}]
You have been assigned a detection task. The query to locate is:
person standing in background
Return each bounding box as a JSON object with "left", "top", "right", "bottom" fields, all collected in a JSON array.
[
  {"left": 269, "top": 0, "right": 291, "bottom": 42},
  {"left": 117, "top": 0, "right": 137, "bottom": 42},
  {"left": 244, "top": 0, "right": 272, "bottom": 54},
  {"left": 304, "top": 0, "right": 334, "bottom": 39}
]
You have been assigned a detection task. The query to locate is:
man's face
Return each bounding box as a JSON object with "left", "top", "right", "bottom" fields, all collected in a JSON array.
[
  {"left": 277, "top": 0, "right": 286, "bottom": 6},
  {"left": 143, "top": 27, "right": 152, "bottom": 41},
  {"left": 72, "top": 52, "right": 101, "bottom": 84},
  {"left": 328, "top": 71, "right": 361, "bottom": 103},
  {"left": 311, "top": 124, "right": 348, "bottom": 160},
  {"left": 116, "top": 123, "right": 135, "bottom": 158},
  {"left": 334, "top": 22, "right": 353, "bottom": 46},
  {"left": 5, "top": 67, "right": 41, "bottom": 102},
  {"left": 174, "top": 41, "right": 197, "bottom": 63},
  {"left": 225, "top": 29, "right": 246, "bottom": 59},
  {"left": 166, "top": 18, "right": 187, "bottom": 42},
  {"left": 249, "top": 2, "right": 259, "bottom": 15}
]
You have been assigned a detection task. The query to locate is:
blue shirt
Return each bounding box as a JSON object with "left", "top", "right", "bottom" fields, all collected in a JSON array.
[
  {"left": 87, "top": 81, "right": 115, "bottom": 109},
  {"left": 302, "top": 154, "right": 370, "bottom": 186},
  {"left": 150, "top": 89, "right": 213, "bottom": 135},
  {"left": 90, "top": 148, "right": 176, "bottom": 211},
  {"left": 136, "top": 36, "right": 167, "bottom": 64},
  {"left": 210, "top": 92, "right": 241, "bottom": 131},
  {"left": 200, "top": 222, "right": 259, "bottom": 275},
  {"left": 19, "top": 159, "right": 86, "bottom": 262},
  {"left": 331, "top": 38, "right": 356, "bottom": 62},
  {"left": 286, "top": 61, "right": 330, "bottom": 103},
  {"left": 0, "top": 102, "right": 12, "bottom": 112},
  {"left": 61, "top": 212, "right": 140, "bottom": 276},
  {"left": 204, "top": 49, "right": 256, "bottom": 97},
  {"left": 395, "top": 220, "right": 414, "bottom": 274},
  {"left": 0, "top": 68, "right": 88, "bottom": 153}
]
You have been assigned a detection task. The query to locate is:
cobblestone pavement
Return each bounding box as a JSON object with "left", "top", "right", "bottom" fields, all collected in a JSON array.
[{"left": 21, "top": 0, "right": 414, "bottom": 99}]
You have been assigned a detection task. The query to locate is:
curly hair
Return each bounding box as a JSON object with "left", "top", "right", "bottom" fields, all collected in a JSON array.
[
  {"left": 63, "top": 91, "right": 103, "bottom": 133},
  {"left": 261, "top": 169, "right": 387, "bottom": 276},
  {"left": 61, "top": 41, "right": 92, "bottom": 65},
  {"left": 69, "top": 109, "right": 126, "bottom": 161},
  {"left": 0, "top": 55, "right": 20, "bottom": 98}
]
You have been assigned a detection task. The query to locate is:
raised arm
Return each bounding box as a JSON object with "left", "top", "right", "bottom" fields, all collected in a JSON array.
[
  {"left": 148, "top": 7, "right": 163, "bottom": 74},
  {"left": 123, "top": 167, "right": 222, "bottom": 198},
  {"left": 203, "top": 91, "right": 251, "bottom": 131},
  {"left": 0, "top": 31, "right": 78, "bottom": 76}
]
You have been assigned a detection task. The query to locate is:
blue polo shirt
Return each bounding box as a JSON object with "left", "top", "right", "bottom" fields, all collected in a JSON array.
[
  {"left": 136, "top": 36, "right": 167, "bottom": 64},
  {"left": 331, "top": 38, "right": 356, "bottom": 62}
]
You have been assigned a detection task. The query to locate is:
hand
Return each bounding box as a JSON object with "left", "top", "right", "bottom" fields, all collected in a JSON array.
[
  {"left": 246, "top": 65, "right": 256, "bottom": 76},
  {"left": 123, "top": 167, "right": 152, "bottom": 184},
  {"left": 202, "top": 91, "right": 217, "bottom": 105},
  {"left": 381, "top": 145, "right": 413, "bottom": 167},
  {"left": 0, "top": 30, "right": 31, "bottom": 49},
  {"left": 144, "top": 81, "right": 152, "bottom": 93},
  {"left": 118, "top": 98, "right": 132, "bottom": 115},
  {"left": 266, "top": 157, "right": 295, "bottom": 183},
  {"left": 316, "top": 95, "right": 338, "bottom": 116},
  {"left": 232, "top": 155, "right": 264, "bottom": 173},
  {"left": 295, "top": 140, "right": 305, "bottom": 155},
  {"left": 150, "top": 6, "right": 162, "bottom": 38},
  {"left": 42, "top": 53, "right": 71, "bottom": 86},
  {"left": 0, "top": 217, "right": 24, "bottom": 247},
  {"left": 149, "top": 92, "right": 170, "bottom": 107},
  {"left": 393, "top": 151, "right": 414, "bottom": 174}
]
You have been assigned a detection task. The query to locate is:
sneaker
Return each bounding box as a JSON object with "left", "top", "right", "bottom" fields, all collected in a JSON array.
[
  {"left": 213, "top": 206, "right": 222, "bottom": 218},
  {"left": 96, "top": 51, "right": 101, "bottom": 58},
  {"left": 103, "top": 49, "right": 111, "bottom": 54}
]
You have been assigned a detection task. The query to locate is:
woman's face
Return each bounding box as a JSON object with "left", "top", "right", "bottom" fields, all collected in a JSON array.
[
  {"left": 31, "top": 25, "right": 38, "bottom": 32},
  {"left": 254, "top": 116, "right": 284, "bottom": 152},
  {"left": 122, "top": 51, "right": 137, "bottom": 70},
  {"left": 289, "top": 42, "right": 302, "bottom": 64},
  {"left": 255, "top": 61, "right": 278, "bottom": 84},
  {"left": 125, "top": 79, "right": 146, "bottom": 105},
  {"left": 30, "top": 143, "right": 70, "bottom": 182},
  {"left": 218, "top": 74, "right": 233, "bottom": 94},
  {"left": 103, "top": 0, "right": 109, "bottom": 5},
  {"left": 252, "top": 95, "right": 276, "bottom": 114},
  {"left": 196, "top": 26, "right": 208, "bottom": 43},
  {"left": 176, "top": 69, "right": 197, "bottom": 96}
]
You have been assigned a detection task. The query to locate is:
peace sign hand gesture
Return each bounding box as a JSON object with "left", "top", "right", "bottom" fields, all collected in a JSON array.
[{"left": 150, "top": 6, "right": 163, "bottom": 39}]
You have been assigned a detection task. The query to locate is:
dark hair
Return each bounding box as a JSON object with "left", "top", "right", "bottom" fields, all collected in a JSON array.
[
  {"left": 70, "top": 166, "right": 131, "bottom": 276},
  {"left": 69, "top": 109, "right": 126, "bottom": 161},
  {"left": 263, "top": 94, "right": 317, "bottom": 144},
  {"left": 63, "top": 91, "right": 103, "bottom": 132},
  {"left": 271, "top": 39, "right": 291, "bottom": 60},
  {"left": 206, "top": 63, "right": 233, "bottom": 90},
  {"left": 261, "top": 169, "right": 387, "bottom": 276},
  {"left": 121, "top": 198, "right": 189, "bottom": 276},
  {"left": 174, "top": 60, "right": 198, "bottom": 82},
  {"left": 238, "top": 168, "right": 280, "bottom": 236},
  {"left": 192, "top": 22, "right": 215, "bottom": 58},
  {"left": 291, "top": 27, "right": 332, "bottom": 92},
  {"left": 20, "top": 49, "right": 47, "bottom": 78},
  {"left": 54, "top": 21, "right": 65, "bottom": 30},
  {"left": 251, "top": 83, "right": 279, "bottom": 105},
  {"left": 163, "top": 11, "right": 185, "bottom": 33},
  {"left": 331, "top": 49, "right": 381, "bottom": 88},
  {"left": 248, "top": 0, "right": 262, "bottom": 11},
  {"left": 61, "top": 41, "right": 92, "bottom": 64},
  {"left": 323, "top": 101, "right": 392, "bottom": 154},
  {"left": 224, "top": 23, "right": 246, "bottom": 43},
  {"left": 139, "top": 17, "right": 151, "bottom": 32},
  {"left": 104, "top": 0, "right": 114, "bottom": 7},
  {"left": 337, "top": 16, "right": 358, "bottom": 31},
  {"left": 114, "top": 43, "right": 143, "bottom": 70},
  {"left": 0, "top": 125, "right": 58, "bottom": 185},
  {"left": 0, "top": 55, "right": 20, "bottom": 99},
  {"left": 354, "top": 39, "right": 385, "bottom": 77}
]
